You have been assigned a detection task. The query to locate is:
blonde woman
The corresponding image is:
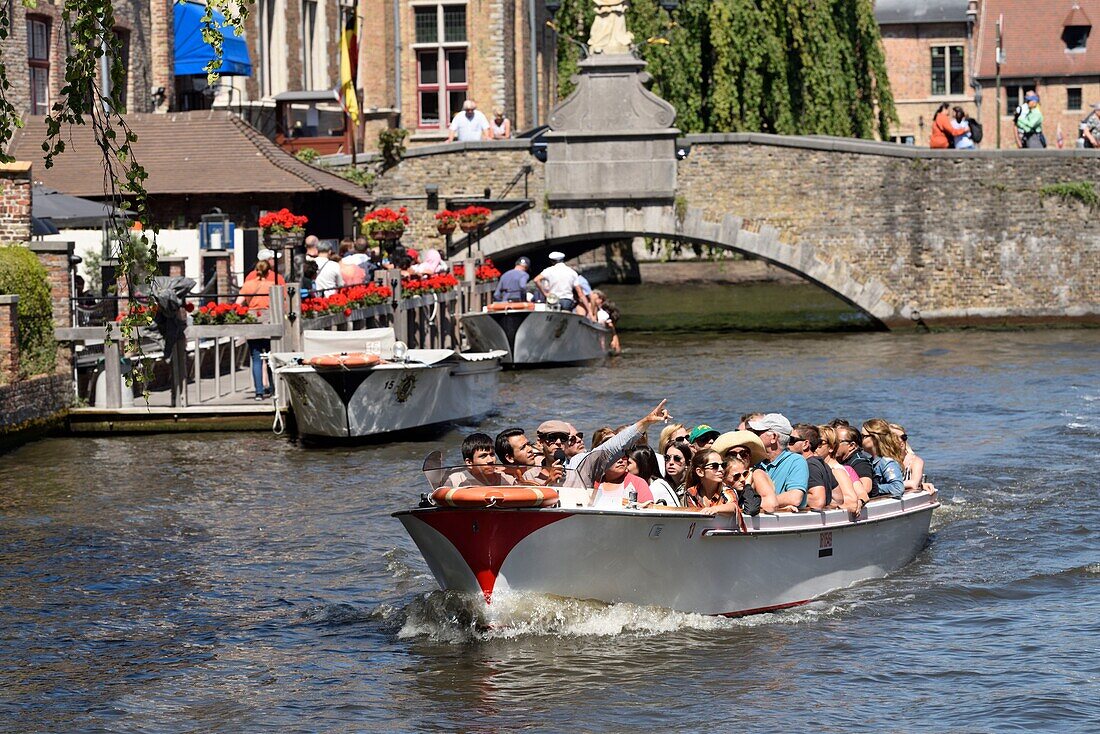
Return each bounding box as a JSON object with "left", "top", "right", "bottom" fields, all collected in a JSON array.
[
  {"left": 489, "top": 107, "right": 512, "bottom": 139},
  {"left": 890, "top": 423, "right": 926, "bottom": 492},
  {"left": 657, "top": 422, "right": 689, "bottom": 454},
  {"left": 860, "top": 418, "right": 906, "bottom": 499}
]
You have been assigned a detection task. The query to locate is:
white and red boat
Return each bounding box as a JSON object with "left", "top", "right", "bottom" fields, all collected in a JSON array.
[{"left": 396, "top": 469, "right": 939, "bottom": 616}]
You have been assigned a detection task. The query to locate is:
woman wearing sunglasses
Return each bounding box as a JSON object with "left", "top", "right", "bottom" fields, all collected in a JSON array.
[
  {"left": 711, "top": 430, "right": 778, "bottom": 514},
  {"left": 662, "top": 441, "right": 692, "bottom": 500},
  {"left": 593, "top": 452, "right": 653, "bottom": 509},
  {"left": 890, "top": 423, "right": 926, "bottom": 492},
  {"left": 682, "top": 450, "right": 740, "bottom": 515},
  {"left": 860, "top": 418, "right": 906, "bottom": 499}
]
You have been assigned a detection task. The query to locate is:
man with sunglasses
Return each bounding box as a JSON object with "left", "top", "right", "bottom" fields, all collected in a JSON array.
[
  {"left": 565, "top": 424, "right": 586, "bottom": 459},
  {"left": 835, "top": 425, "right": 873, "bottom": 504},
  {"left": 748, "top": 413, "right": 808, "bottom": 510},
  {"left": 561, "top": 400, "right": 671, "bottom": 490},
  {"left": 791, "top": 424, "right": 855, "bottom": 512}
]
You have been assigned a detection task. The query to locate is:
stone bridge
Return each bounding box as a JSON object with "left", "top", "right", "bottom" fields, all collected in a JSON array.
[{"left": 368, "top": 134, "right": 1100, "bottom": 328}]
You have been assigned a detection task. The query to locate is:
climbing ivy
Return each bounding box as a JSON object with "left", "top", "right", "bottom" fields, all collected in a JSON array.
[{"left": 551, "top": 0, "right": 896, "bottom": 138}]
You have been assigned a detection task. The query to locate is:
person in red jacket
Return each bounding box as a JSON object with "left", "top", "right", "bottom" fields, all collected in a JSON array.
[{"left": 929, "top": 103, "right": 954, "bottom": 148}]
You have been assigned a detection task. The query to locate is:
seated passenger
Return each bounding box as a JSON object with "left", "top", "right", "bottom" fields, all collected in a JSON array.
[
  {"left": 535, "top": 420, "right": 574, "bottom": 463},
  {"left": 683, "top": 450, "right": 740, "bottom": 515},
  {"left": 445, "top": 433, "right": 515, "bottom": 487},
  {"left": 737, "top": 412, "right": 764, "bottom": 431},
  {"left": 791, "top": 424, "right": 857, "bottom": 512},
  {"left": 564, "top": 423, "right": 586, "bottom": 460},
  {"left": 688, "top": 424, "right": 720, "bottom": 451},
  {"left": 628, "top": 445, "right": 677, "bottom": 506},
  {"left": 564, "top": 399, "right": 671, "bottom": 492},
  {"left": 593, "top": 453, "right": 653, "bottom": 509},
  {"left": 495, "top": 427, "right": 552, "bottom": 483},
  {"left": 589, "top": 425, "right": 616, "bottom": 450},
  {"left": 711, "top": 430, "right": 777, "bottom": 513},
  {"left": 834, "top": 425, "right": 873, "bottom": 505},
  {"left": 860, "top": 419, "right": 906, "bottom": 499},
  {"left": 658, "top": 422, "right": 689, "bottom": 456},
  {"left": 816, "top": 424, "right": 859, "bottom": 513},
  {"left": 747, "top": 413, "right": 808, "bottom": 511},
  {"left": 661, "top": 441, "right": 693, "bottom": 504},
  {"left": 890, "top": 423, "right": 926, "bottom": 492}
]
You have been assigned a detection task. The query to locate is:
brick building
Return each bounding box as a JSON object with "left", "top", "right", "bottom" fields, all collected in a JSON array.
[
  {"left": 0, "top": 0, "right": 170, "bottom": 117},
  {"left": 358, "top": 0, "right": 557, "bottom": 143},
  {"left": 876, "top": 0, "right": 978, "bottom": 146},
  {"left": 974, "top": 0, "right": 1100, "bottom": 147}
]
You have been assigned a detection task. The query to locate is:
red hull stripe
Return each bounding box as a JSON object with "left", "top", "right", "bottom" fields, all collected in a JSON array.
[
  {"left": 418, "top": 510, "right": 573, "bottom": 602},
  {"left": 720, "top": 599, "right": 809, "bottom": 617}
]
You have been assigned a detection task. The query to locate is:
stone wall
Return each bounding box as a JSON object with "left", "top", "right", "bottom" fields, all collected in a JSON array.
[
  {"left": 0, "top": 373, "right": 71, "bottom": 449},
  {"left": 0, "top": 163, "right": 32, "bottom": 243},
  {"left": 0, "top": 295, "right": 17, "bottom": 384},
  {"left": 677, "top": 135, "right": 1100, "bottom": 323},
  {"left": 370, "top": 141, "right": 542, "bottom": 246}
]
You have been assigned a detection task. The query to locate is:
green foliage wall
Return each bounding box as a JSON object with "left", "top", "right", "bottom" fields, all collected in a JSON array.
[
  {"left": 0, "top": 246, "right": 57, "bottom": 378},
  {"left": 554, "top": 0, "right": 896, "bottom": 138}
]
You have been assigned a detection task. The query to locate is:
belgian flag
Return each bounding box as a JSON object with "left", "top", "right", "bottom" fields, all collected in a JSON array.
[{"left": 339, "top": 9, "right": 359, "bottom": 126}]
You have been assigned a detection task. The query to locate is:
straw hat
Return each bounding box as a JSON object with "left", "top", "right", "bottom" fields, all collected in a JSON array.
[{"left": 711, "top": 430, "right": 766, "bottom": 465}]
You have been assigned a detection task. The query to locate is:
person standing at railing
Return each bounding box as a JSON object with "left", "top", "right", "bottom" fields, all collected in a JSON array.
[
  {"left": 244, "top": 249, "right": 286, "bottom": 287},
  {"left": 236, "top": 260, "right": 276, "bottom": 401},
  {"left": 313, "top": 240, "right": 344, "bottom": 294}
]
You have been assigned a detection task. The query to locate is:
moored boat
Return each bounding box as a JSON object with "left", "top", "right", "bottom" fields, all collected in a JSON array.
[
  {"left": 269, "top": 328, "right": 506, "bottom": 441},
  {"left": 395, "top": 467, "right": 938, "bottom": 616},
  {"left": 459, "top": 302, "right": 611, "bottom": 368}
]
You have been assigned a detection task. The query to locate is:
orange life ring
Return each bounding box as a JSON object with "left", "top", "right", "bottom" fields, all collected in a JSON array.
[
  {"left": 431, "top": 485, "right": 559, "bottom": 508},
  {"left": 305, "top": 352, "right": 383, "bottom": 368},
  {"left": 487, "top": 301, "right": 535, "bottom": 312}
]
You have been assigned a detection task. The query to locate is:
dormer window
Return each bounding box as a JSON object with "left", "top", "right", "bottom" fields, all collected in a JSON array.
[{"left": 1063, "top": 4, "right": 1092, "bottom": 51}]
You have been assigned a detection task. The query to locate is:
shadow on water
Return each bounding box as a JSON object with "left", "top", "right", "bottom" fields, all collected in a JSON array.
[{"left": 602, "top": 282, "right": 877, "bottom": 333}]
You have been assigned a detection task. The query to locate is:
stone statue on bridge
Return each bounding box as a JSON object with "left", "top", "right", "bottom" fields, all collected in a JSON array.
[{"left": 588, "top": 0, "right": 634, "bottom": 55}]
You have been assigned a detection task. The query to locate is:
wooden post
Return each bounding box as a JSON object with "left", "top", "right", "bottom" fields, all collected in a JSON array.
[
  {"left": 384, "top": 270, "right": 407, "bottom": 344},
  {"left": 104, "top": 338, "right": 122, "bottom": 409}
]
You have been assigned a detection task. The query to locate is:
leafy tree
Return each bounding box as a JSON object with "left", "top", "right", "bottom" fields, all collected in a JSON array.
[{"left": 551, "top": 0, "right": 895, "bottom": 138}]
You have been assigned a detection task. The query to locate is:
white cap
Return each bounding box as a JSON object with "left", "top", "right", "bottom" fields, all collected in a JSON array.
[
  {"left": 257, "top": 248, "right": 275, "bottom": 260},
  {"left": 548, "top": 251, "right": 565, "bottom": 262}
]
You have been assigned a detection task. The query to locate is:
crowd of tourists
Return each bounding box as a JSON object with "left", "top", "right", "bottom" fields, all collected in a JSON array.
[{"left": 444, "top": 400, "right": 932, "bottom": 518}]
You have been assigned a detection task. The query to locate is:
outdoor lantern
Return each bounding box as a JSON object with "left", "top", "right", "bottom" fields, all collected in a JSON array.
[
  {"left": 200, "top": 208, "right": 234, "bottom": 250},
  {"left": 545, "top": 0, "right": 562, "bottom": 15},
  {"left": 658, "top": 0, "right": 679, "bottom": 12}
]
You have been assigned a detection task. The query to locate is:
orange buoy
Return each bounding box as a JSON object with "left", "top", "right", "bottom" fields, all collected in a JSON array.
[
  {"left": 430, "top": 485, "right": 559, "bottom": 508},
  {"left": 305, "top": 352, "right": 382, "bottom": 368},
  {"left": 487, "top": 302, "right": 535, "bottom": 312}
]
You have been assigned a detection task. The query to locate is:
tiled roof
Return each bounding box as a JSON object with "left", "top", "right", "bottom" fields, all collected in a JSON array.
[
  {"left": 8, "top": 110, "right": 371, "bottom": 202},
  {"left": 975, "top": 0, "right": 1100, "bottom": 78}
]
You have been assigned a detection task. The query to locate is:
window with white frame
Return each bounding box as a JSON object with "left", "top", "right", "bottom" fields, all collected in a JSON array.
[
  {"left": 931, "top": 45, "right": 964, "bottom": 96},
  {"left": 412, "top": 4, "right": 468, "bottom": 129},
  {"left": 27, "top": 16, "right": 49, "bottom": 114}
]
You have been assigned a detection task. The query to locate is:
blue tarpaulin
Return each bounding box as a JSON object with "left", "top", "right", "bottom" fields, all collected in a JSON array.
[{"left": 174, "top": 1, "right": 252, "bottom": 77}]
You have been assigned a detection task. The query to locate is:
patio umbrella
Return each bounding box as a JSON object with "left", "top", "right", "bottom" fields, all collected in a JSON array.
[{"left": 32, "top": 184, "right": 131, "bottom": 227}]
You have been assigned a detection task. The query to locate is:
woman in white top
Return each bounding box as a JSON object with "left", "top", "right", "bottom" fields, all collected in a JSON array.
[
  {"left": 490, "top": 107, "right": 511, "bottom": 139},
  {"left": 628, "top": 445, "right": 679, "bottom": 507}
]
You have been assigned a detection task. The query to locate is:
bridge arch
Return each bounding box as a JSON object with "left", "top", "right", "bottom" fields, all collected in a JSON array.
[{"left": 466, "top": 205, "right": 910, "bottom": 328}]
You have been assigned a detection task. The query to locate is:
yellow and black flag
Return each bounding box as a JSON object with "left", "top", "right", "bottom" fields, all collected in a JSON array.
[{"left": 339, "top": 10, "right": 360, "bottom": 126}]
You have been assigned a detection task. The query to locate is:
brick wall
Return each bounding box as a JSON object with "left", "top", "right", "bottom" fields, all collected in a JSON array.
[
  {"left": 0, "top": 373, "right": 71, "bottom": 441},
  {"left": 0, "top": 162, "right": 32, "bottom": 243},
  {"left": 0, "top": 295, "right": 18, "bottom": 385},
  {"left": 0, "top": 1, "right": 157, "bottom": 117}
]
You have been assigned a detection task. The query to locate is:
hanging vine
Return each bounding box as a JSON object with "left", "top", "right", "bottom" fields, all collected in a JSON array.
[{"left": 0, "top": 0, "right": 253, "bottom": 388}]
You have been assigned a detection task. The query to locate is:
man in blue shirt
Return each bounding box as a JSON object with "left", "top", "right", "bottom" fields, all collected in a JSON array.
[
  {"left": 749, "top": 413, "right": 809, "bottom": 510},
  {"left": 494, "top": 256, "right": 531, "bottom": 302}
]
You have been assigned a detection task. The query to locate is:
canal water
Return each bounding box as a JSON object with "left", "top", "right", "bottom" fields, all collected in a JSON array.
[{"left": 1, "top": 290, "right": 1098, "bottom": 731}]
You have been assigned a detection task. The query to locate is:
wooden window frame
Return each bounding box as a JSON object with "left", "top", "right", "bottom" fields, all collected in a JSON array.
[
  {"left": 411, "top": 3, "right": 468, "bottom": 131},
  {"left": 27, "top": 16, "right": 50, "bottom": 115}
]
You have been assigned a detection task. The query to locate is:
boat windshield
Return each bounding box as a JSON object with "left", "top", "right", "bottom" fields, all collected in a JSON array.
[{"left": 423, "top": 463, "right": 583, "bottom": 491}]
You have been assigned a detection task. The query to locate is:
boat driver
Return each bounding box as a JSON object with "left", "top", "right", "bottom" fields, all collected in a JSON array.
[
  {"left": 493, "top": 256, "right": 532, "bottom": 302},
  {"left": 533, "top": 251, "right": 595, "bottom": 317},
  {"left": 445, "top": 433, "right": 516, "bottom": 487}
]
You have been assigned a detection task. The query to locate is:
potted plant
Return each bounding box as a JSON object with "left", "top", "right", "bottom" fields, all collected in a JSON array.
[
  {"left": 434, "top": 210, "right": 460, "bottom": 235},
  {"left": 457, "top": 205, "right": 491, "bottom": 233},
  {"left": 362, "top": 207, "right": 410, "bottom": 241},
  {"left": 259, "top": 208, "right": 308, "bottom": 246}
]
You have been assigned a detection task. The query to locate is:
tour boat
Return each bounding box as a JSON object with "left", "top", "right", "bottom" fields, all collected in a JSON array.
[
  {"left": 269, "top": 328, "right": 505, "bottom": 441},
  {"left": 395, "top": 468, "right": 939, "bottom": 616},
  {"left": 459, "top": 302, "right": 611, "bottom": 368}
]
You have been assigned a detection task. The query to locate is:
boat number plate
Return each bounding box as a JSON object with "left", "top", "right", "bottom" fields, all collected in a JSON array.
[
  {"left": 818, "top": 531, "right": 833, "bottom": 558},
  {"left": 649, "top": 524, "right": 663, "bottom": 539}
]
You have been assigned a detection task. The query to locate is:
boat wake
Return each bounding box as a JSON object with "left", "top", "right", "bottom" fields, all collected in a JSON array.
[{"left": 396, "top": 589, "right": 845, "bottom": 643}]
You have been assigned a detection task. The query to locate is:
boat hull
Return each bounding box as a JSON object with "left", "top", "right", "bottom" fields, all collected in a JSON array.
[
  {"left": 279, "top": 359, "right": 500, "bottom": 440},
  {"left": 460, "top": 309, "right": 610, "bottom": 367},
  {"left": 396, "top": 493, "right": 938, "bottom": 616}
]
